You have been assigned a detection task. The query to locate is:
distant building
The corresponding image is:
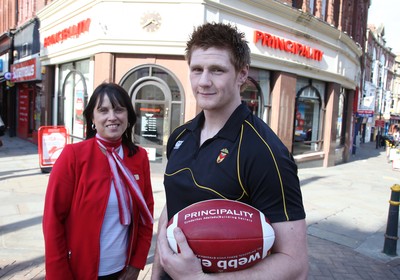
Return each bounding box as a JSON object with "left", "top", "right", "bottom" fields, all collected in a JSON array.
[{"left": 360, "top": 24, "right": 396, "bottom": 145}]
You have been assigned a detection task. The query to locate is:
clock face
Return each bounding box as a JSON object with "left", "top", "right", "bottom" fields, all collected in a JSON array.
[{"left": 140, "top": 12, "right": 162, "bottom": 32}]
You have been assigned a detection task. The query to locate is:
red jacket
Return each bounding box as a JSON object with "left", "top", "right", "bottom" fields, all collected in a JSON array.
[{"left": 43, "top": 138, "right": 154, "bottom": 279}]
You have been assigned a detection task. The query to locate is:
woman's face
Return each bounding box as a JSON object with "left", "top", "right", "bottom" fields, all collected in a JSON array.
[{"left": 92, "top": 94, "right": 128, "bottom": 142}]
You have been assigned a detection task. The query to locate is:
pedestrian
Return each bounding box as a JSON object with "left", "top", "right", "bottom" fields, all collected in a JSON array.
[
  {"left": 43, "top": 82, "right": 154, "bottom": 279},
  {"left": 393, "top": 125, "right": 399, "bottom": 146},
  {"left": 151, "top": 22, "right": 308, "bottom": 279},
  {"left": 0, "top": 115, "right": 4, "bottom": 147}
]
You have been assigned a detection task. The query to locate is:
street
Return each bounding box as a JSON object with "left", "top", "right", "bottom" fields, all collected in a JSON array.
[{"left": 0, "top": 135, "right": 400, "bottom": 279}]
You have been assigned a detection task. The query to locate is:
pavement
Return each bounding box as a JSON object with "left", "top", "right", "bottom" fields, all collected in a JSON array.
[{"left": 0, "top": 134, "right": 400, "bottom": 279}]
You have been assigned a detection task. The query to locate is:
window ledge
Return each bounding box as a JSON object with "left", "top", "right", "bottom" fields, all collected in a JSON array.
[{"left": 294, "top": 151, "right": 325, "bottom": 163}]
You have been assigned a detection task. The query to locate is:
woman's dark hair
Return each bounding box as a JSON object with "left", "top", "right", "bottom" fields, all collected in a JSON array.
[
  {"left": 185, "top": 22, "right": 251, "bottom": 72},
  {"left": 83, "top": 82, "right": 138, "bottom": 156}
]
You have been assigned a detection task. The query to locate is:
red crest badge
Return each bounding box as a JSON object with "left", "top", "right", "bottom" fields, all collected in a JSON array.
[{"left": 216, "top": 148, "right": 229, "bottom": 163}]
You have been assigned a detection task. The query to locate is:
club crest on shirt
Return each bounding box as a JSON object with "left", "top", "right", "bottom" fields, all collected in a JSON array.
[
  {"left": 174, "top": 140, "right": 184, "bottom": 150},
  {"left": 216, "top": 148, "right": 229, "bottom": 163}
]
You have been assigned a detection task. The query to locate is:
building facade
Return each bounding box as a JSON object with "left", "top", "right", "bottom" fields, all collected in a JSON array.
[
  {"left": 393, "top": 55, "right": 400, "bottom": 122},
  {"left": 0, "top": 0, "right": 52, "bottom": 141},
  {"left": 358, "top": 24, "right": 396, "bottom": 146},
  {"left": 2, "top": 0, "right": 372, "bottom": 168},
  {"left": 0, "top": 0, "right": 18, "bottom": 137}
]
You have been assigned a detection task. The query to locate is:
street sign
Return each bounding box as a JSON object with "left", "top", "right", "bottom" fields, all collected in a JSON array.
[{"left": 4, "top": 72, "right": 12, "bottom": 80}]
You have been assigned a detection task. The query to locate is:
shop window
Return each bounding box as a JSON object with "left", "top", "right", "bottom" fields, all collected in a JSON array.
[
  {"left": 58, "top": 60, "right": 90, "bottom": 142},
  {"left": 22, "top": 43, "right": 29, "bottom": 57},
  {"left": 241, "top": 77, "right": 262, "bottom": 116},
  {"left": 336, "top": 90, "right": 347, "bottom": 146},
  {"left": 309, "top": 0, "right": 315, "bottom": 14},
  {"left": 243, "top": 68, "right": 271, "bottom": 124},
  {"left": 321, "top": 0, "right": 327, "bottom": 20},
  {"left": 292, "top": 0, "right": 301, "bottom": 9},
  {"left": 293, "top": 85, "right": 322, "bottom": 155}
]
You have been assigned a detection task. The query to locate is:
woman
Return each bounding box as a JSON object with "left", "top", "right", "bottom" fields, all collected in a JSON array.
[{"left": 43, "top": 82, "right": 154, "bottom": 279}]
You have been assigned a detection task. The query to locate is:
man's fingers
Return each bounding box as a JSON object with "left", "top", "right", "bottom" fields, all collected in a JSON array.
[{"left": 173, "top": 227, "right": 196, "bottom": 258}]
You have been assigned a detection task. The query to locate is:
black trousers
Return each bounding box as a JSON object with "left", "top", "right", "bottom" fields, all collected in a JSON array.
[{"left": 98, "top": 270, "right": 122, "bottom": 280}]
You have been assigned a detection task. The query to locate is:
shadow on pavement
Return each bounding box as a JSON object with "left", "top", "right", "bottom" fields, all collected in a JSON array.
[
  {"left": 0, "top": 169, "right": 43, "bottom": 181},
  {"left": 0, "top": 256, "right": 44, "bottom": 279},
  {"left": 0, "top": 216, "right": 43, "bottom": 235},
  {"left": 300, "top": 175, "right": 326, "bottom": 187},
  {"left": 0, "top": 134, "right": 38, "bottom": 157},
  {"left": 347, "top": 143, "right": 385, "bottom": 163}
]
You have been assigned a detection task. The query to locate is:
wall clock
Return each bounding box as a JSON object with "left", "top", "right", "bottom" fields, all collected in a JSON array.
[{"left": 141, "top": 12, "right": 162, "bottom": 32}]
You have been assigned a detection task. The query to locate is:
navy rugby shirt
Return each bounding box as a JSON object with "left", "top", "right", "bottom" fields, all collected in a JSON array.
[{"left": 164, "top": 103, "right": 306, "bottom": 223}]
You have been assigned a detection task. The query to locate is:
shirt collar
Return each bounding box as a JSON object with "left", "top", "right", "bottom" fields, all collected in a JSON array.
[{"left": 186, "top": 102, "right": 252, "bottom": 142}]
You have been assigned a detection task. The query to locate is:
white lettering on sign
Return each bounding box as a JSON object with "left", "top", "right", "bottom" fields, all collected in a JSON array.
[
  {"left": 184, "top": 208, "right": 253, "bottom": 220},
  {"left": 13, "top": 65, "right": 35, "bottom": 79}
]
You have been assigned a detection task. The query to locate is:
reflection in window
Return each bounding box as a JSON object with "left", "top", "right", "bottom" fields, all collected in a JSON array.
[
  {"left": 336, "top": 90, "right": 346, "bottom": 146},
  {"left": 121, "top": 68, "right": 149, "bottom": 93},
  {"left": 244, "top": 68, "right": 271, "bottom": 124},
  {"left": 293, "top": 86, "right": 322, "bottom": 155},
  {"left": 136, "top": 85, "right": 164, "bottom": 100},
  {"left": 241, "top": 77, "right": 261, "bottom": 116},
  {"left": 309, "top": 0, "right": 315, "bottom": 14},
  {"left": 152, "top": 68, "right": 180, "bottom": 102},
  {"left": 59, "top": 60, "right": 90, "bottom": 142},
  {"left": 135, "top": 101, "right": 164, "bottom": 146},
  {"left": 321, "top": 0, "right": 327, "bottom": 20}
]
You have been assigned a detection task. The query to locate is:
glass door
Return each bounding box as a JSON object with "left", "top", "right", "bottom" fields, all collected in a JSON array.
[{"left": 132, "top": 81, "right": 170, "bottom": 163}]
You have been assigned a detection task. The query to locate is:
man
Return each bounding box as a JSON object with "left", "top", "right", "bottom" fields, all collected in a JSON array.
[{"left": 152, "top": 22, "right": 308, "bottom": 280}]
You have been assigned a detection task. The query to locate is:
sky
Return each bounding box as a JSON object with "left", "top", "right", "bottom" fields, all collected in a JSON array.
[{"left": 368, "top": 0, "right": 400, "bottom": 54}]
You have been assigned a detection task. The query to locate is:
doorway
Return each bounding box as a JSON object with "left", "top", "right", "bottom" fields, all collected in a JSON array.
[
  {"left": 293, "top": 85, "right": 322, "bottom": 155},
  {"left": 131, "top": 80, "right": 170, "bottom": 163},
  {"left": 120, "top": 64, "right": 184, "bottom": 164}
]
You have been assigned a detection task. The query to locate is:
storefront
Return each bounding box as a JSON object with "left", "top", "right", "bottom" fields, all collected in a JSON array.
[
  {"left": 0, "top": 33, "right": 13, "bottom": 136},
  {"left": 37, "top": 0, "right": 361, "bottom": 167},
  {"left": 11, "top": 56, "right": 42, "bottom": 142},
  {"left": 357, "top": 81, "right": 376, "bottom": 143}
]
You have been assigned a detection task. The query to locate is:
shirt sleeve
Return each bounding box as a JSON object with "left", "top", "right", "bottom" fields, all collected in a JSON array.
[{"left": 241, "top": 124, "right": 305, "bottom": 223}]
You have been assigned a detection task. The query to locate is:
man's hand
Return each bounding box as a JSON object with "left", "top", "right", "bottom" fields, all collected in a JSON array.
[{"left": 157, "top": 218, "right": 205, "bottom": 280}]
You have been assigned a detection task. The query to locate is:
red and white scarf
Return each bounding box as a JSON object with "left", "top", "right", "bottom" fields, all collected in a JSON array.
[{"left": 96, "top": 135, "right": 153, "bottom": 225}]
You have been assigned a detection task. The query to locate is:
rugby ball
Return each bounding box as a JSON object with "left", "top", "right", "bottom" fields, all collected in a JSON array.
[{"left": 167, "top": 199, "right": 275, "bottom": 273}]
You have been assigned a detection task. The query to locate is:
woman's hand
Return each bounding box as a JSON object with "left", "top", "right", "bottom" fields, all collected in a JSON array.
[{"left": 118, "top": 265, "right": 140, "bottom": 280}]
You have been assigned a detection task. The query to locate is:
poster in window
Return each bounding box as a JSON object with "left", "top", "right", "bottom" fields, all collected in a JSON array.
[
  {"left": 141, "top": 113, "right": 157, "bottom": 138},
  {"left": 74, "top": 90, "right": 84, "bottom": 139}
]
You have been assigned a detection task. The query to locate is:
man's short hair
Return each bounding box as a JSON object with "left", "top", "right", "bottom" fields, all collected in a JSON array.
[{"left": 185, "top": 22, "right": 251, "bottom": 72}]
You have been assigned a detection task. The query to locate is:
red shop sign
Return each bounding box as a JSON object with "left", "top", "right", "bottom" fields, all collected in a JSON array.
[
  {"left": 10, "top": 58, "right": 38, "bottom": 82},
  {"left": 375, "top": 120, "right": 385, "bottom": 128}
]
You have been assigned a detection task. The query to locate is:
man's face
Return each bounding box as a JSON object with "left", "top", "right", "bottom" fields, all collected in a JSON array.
[{"left": 189, "top": 47, "right": 248, "bottom": 113}]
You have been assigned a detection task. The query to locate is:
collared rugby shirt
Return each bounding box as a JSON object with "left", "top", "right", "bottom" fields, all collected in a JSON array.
[{"left": 164, "top": 103, "right": 305, "bottom": 223}]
